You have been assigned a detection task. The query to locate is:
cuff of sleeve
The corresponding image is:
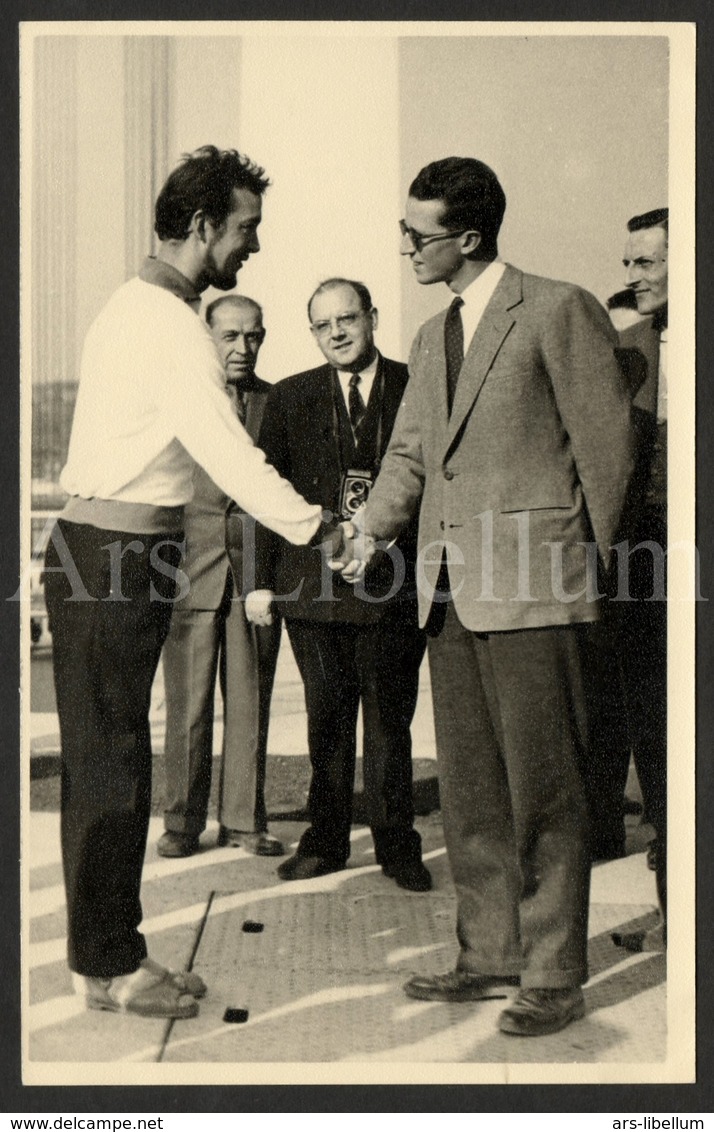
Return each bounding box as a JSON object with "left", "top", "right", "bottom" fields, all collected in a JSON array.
[{"left": 307, "top": 511, "right": 339, "bottom": 548}]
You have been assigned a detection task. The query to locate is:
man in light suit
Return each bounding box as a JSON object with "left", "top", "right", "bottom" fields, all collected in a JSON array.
[
  {"left": 158, "top": 294, "right": 284, "bottom": 859},
  {"left": 247, "top": 278, "right": 429, "bottom": 892},
  {"left": 346, "top": 158, "right": 633, "bottom": 1036},
  {"left": 610, "top": 208, "right": 668, "bottom": 952}
]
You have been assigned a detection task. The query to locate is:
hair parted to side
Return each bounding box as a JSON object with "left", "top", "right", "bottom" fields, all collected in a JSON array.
[
  {"left": 627, "top": 208, "right": 668, "bottom": 236},
  {"left": 409, "top": 157, "right": 506, "bottom": 260},
  {"left": 307, "top": 278, "right": 374, "bottom": 322},
  {"left": 205, "top": 294, "right": 264, "bottom": 327},
  {"left": 154, "top": 145, "right": 270, "bottom": 241}
]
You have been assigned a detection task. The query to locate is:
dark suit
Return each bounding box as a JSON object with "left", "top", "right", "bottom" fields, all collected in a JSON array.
[
  {"left": 582, "top": 316, "right": 667, "bottom": 862},
  {"left": 613, "top": 314, "right": 667, "bottom": 926},
  {"left": 364, "top": 266, "right": 634, "bottom": 987},
  {"left": 162, "top": 377, "right": 281, "bottom": 837},
  {"left": 255, "top": 354, "right": 426, "bottom": 867}
]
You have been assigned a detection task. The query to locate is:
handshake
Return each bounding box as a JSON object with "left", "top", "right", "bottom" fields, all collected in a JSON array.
[
  {"left": 244, "top": 513, "right": 377, "bottom": 627},
  {"left": 320, "top": 517, "right": 377, "bottom": 581}
]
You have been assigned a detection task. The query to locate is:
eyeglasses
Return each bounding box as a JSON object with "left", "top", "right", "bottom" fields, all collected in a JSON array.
[
  {"left": 310, "top": 312, "right": 367, "bottom": 337},
  {"left": 399, "top": 219, "right": 469, "bottom": 253}
]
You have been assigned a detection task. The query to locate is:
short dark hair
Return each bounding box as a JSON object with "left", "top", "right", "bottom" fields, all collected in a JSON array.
[
  {"left": 155, "top": 145, "right": 270, "bottom": 241},
  {"left": 205, "top": 294, "right": 264, "bottom": 327},
  {"left": 408, "top": 157, "right": 506, "bottom": 260},
  {"left": 307, "top": 278, "right": 373, "bottom": 322},
  {"left": 627, "top": 208, "right": 668, "bottom": 236}
]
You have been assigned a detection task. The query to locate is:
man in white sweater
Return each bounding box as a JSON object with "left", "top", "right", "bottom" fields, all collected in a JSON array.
[{"left": 43, "top": 146, "right": 344, "bottom": 1021}]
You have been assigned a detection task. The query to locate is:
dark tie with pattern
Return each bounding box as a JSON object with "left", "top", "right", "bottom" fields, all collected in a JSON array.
[
  {"left": 348, "top": 372, "right": 367, "bottom": 439},
  {"left": 227, "top": 380, "right": 248, "bottom": 425},
  {"left": 444, "top": 296, "right": 465, "bottom": 414}
]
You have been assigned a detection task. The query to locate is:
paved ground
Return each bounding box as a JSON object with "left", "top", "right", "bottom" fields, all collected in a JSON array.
[{"left": 25, "top": 639, "right": 671, "bottom": 1081}]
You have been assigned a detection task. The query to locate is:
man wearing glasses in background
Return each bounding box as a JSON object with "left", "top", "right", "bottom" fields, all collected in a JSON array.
[
  {"left": 341, "top": 158, "right": 634, "bottom": 1036},
  {"left": 246, "top": 278, "right": 429, "bottom": 892}
]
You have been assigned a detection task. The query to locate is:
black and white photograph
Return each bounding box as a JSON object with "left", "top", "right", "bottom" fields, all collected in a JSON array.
[{"left": 18, "top": 18, "right": 696, "bottom": 1089}]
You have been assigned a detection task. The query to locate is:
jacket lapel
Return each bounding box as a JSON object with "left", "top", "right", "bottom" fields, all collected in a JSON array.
[
  {"left": 311, "top": 364, "right": 338, "bottom": 438},
  {"left": 443, "top": 266, "right": 523, "bottom": 457},
  {"left": 244, "top": 387, "right": 265, "bottom": 444},
  {"left": 379, "top": 356, "right": 407, "bottom": 451},
  {"left": 313, "top": 366, "right": 345, "bottom": 474}
]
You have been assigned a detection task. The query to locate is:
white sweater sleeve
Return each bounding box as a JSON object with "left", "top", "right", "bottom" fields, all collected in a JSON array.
[{"left": 163, "top": 314, "right": 322, "bottom": 546}]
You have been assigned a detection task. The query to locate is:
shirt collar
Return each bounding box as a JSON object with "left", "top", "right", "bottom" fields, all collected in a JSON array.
[
  {"left": 457, "top": 259, "right": 505, "bottom": 307},
  {"left": 139, "top": 256, "right": 202, "bottom": 309},
  {"left": 337, "top": 351, "right": 380, "bottom": 381}
]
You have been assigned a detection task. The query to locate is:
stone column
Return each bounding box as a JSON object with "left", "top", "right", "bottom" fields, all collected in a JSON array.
[
  {"left": 123, "top": 36, "right": 170, "bottom": 277},
  {"left": 30, "top": 35, "right": 78, "bottom": 494}
]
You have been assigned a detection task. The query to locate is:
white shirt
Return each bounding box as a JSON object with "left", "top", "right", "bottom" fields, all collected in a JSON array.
[
  {"left": 458, "top": 260, "right": 507, "bottom": 350},
  {"left": 60, "top": 275, "right": 322, "bottom": 545},
  {"left": 658, "top": 329, "right": 668, "bottom": 423},
  {"left": 336, "top": 351, "right": 379, "bottom": 410}
]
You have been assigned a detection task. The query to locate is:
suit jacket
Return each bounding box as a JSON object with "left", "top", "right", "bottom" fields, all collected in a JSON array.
[
  {"left": 175, "top": 377, "right": 272, "bottom": 611},
  {"left": 363, "top": 265, "right": 634, "bottom": 633},
  {"left": 255, "top": 354, "right": 419, "bottom": 624},
  {"left": 618, "top": 315, "right": 665, "bottom": 514}
]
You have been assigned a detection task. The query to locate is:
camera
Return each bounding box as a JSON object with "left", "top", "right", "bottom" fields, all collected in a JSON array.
[{"left": 339, "top": 469, "right": 373, "bottom": 520}]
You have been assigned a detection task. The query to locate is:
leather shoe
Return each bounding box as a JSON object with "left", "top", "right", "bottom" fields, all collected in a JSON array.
[
  {"left": 499, "top": 987, "right": 585, "bottom": 1036},
  {"left": 157, "top": 831, "right": 200, "bottom": 858},
  {"left": 611, "top": 922, "right": 665, "bottom": 953},
  {"left": 277, "top": 853, "right": 346, "bottom": 881},
  {"left": 217, "top": 827, "right": 285, "bottom": 856},
  {"left": 404, "top": 968, "right": 520, "bottom": 1002},
  {"left": 382, "top": 859, "right": 432, "bottom": 892}
]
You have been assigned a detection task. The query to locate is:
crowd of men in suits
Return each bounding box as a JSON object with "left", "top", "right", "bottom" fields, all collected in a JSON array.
[{"left": 44, "top": 145, "right": 668, "bottom": 1037}]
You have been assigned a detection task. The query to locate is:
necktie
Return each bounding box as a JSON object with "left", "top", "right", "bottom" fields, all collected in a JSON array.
[
  {"left": 348, "top": 372, "right": 366, "bottom": 439},
  {"left": 227, "top": 380, "right": 248, "bottom": 425},
  {"left": 444, "top": 296, "right": 464, "bottom": 414}
]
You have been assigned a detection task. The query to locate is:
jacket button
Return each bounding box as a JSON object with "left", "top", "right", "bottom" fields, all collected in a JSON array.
[{"left": 443, "top": 468, "right": 454, "bottom": 481}]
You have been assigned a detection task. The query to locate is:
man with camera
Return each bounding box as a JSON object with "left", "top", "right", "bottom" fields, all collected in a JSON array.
[{"left": 246, "top": 278, "right": 429, "bottom": 891}]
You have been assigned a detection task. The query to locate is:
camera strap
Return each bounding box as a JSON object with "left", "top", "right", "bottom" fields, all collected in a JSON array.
[{"left": 330, "top": 362, "right": 385, "bottom": 476}]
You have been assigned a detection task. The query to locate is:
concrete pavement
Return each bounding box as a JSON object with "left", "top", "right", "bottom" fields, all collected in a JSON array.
[{"left": 26, "top": 638, "right": 668, "bottom": 1079}]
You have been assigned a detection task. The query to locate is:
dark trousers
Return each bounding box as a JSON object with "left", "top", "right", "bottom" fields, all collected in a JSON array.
[
  {"left": 286, "top": 606, "right": 426, "bottom": 866},
  {"left": 582, "top": 508, "right": 667, "bottom": 873},
  {"left": 44, "top": 520, "right": 181, "bottom": 977},
  {"left": 610, "top": 508, "right": 667, "bottom": 925},
  {"left": 579, "top": 621, "right": 630, "bottom": 858},
  {"left": 162, "top": 597, "right": 281, "bottom": 836},
  {"left": 427, "top": 603, "right": 592, "bottom": 989}
]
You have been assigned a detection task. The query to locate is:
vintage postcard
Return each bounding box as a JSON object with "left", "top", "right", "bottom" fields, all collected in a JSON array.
[{"left": 19, "top": 18, "right": 696, "bottom": 1091}]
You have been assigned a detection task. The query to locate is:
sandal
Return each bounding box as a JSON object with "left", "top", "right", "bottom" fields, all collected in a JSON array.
[
  {"left": 168, "top": 969, "right": 207, "bottom": 999},
  {"left": 140, "top": 957, "right": 207, "bottom": 999},
  {"left": 81, "top": 970, "right": 199, "bottom": 1019}
]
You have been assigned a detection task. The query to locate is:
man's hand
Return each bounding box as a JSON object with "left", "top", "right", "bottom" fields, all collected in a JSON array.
[
  {"left": 245, "top": 589, "right": 275, "bottom": 626},
  {"left": 318, "top": 521, "right": 349, "bottom": 564},
  {"left": 327, "top": 520, "right": 376, "bottom": 583}
]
